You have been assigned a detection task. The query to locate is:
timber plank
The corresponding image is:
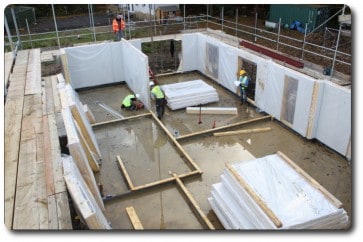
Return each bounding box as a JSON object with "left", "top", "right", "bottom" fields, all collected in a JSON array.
[
  {"left": 25, "top": 49, "right": 42, "bottom": 95},
  {"left": 226, "top": 163, "right": 283, "bottom": 228},
  {"left": 44, "top": 76, "right": 55, "bottom": 114},
  {"left": 62, "top": 107, "right": 104, "bottom": 211},
  {"left": 43, "top": 115, "right": 55, "bottom": 196},
  {"left": 173, "top": 174, "right": 215, "bottom": 230},
  {"left": 56, "top": 192, "right": 73, "bottom": 229},
  {"left": 276, "top": 151, "right": 343, "bottom": 208},
  {"left": 64, "top": 84, "right": 101, "bottom": 159},
  {"left": 51, "top": 75, "right": 62, "bottom": 113},
  {"left": 125, "top": 207, "right": 144, "bottom": 230},
  {"left": 62, "top": 156, "right": 110, "bottom": 229},
  {"left": 48, "top": 195, "right": 58, "bottom": 229},
  {"left": 48, "top": 114, "right": 67, "bottom": 193},
  {"left": 4, "top": 50, "right": 27, "bottom": 228}
]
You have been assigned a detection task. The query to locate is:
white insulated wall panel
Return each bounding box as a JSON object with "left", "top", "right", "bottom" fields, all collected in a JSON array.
[
  {"left": 218, "top": 42, "right": 239, "bottom": 94},
  {"left": 121, "top": 39, "right": 151, "bottom": 110},
  {"left": 315, "top": 81, "right": 351, "bottom": 155},
  {"left": 182, "top": 34, "right": 199, "bottom": 72},
  {"left": 66, "top": 43, "right": 118, "bottom": 89}
]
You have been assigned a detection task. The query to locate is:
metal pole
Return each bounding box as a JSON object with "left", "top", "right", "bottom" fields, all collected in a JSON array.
[
  {"left": 235, "top": 8, "right": 238, "bottom": 37},
  {"left": 301, "top": 23, "right": 308, "bottom": 59},
  {"left": 88, "top": 4, "right": 96, "bottom": 42},
  {"left": 184, "top": 4, "right": 186, "bottom": 30},
  {"left": 128, "top": 6, "right": 131, "bottom": 39},
  {"left": 323, "top": 26, "right": 327, "bottom": 48},
  {"left": 330, "top": 24, "right": 342, "bottom": 80},
  {"left": 153, "top": 4, "right": 156, "bottom": 35},
  {"left": 32, "top": 8, "right": 37, "bottom": 24},
  {"left": 51, "top": 4, "right": 61, "bottom": 49},
  {"left": 221, "top": 7, "right": 224, "bottom": 32},
  {"left": 4, "top": 15, "right": 15, "bottom": 57},
  {"left": 25, "top": 18, "right": 33, "bottom": 49},
  {"left": 254, "top": 11, "right": 258, "bottom": 42},
  {"left": 277, "top": 18, "right": 281, "bottom": 51},
  {"left": 10, "top": 7, "right": 21, "bottom": 49},
  {"left": 206, "top": 5, "right": 209, "bottom": 29},
  {"left": 91, "top": 4, "right": 96, "bottom": 42}
]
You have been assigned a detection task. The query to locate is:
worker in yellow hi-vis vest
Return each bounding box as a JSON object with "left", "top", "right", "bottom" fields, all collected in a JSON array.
[
  {"left": 150, "top": 82, "right": 167, "bottom": 120},
  {"left": 238, "top": 69, "right": 251, "bottom": 105}
]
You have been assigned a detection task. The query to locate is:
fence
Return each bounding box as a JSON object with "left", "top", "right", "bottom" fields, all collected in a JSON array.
[{"left": 4, "top": 9, "right": 351, "bottom": 77}]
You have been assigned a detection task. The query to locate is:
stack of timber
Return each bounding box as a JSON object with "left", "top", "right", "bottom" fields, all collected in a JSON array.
[
  {"left": 208, "top": 152, "right": 349, "bottom": 229},
  {"left": 4, "top": 49, "right": 72, "bottom": 230},
  {"left": 63, "top": 155, "right": 111, "bottom": 229},
  {"left": 161, "top": 79, "right": 219, "bottom": 110}
]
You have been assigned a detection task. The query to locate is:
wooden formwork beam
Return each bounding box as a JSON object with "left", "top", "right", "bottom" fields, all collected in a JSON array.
[
  {"left": 132, "top": 170, "right": 201, "bottom": 191},
  {"left": 213, "top": 127, "right": 271, "bottom": 137},
  {"left": 226, "top": 163, "right": 283, "bottom": 228},
  {"left": 186, "top": 107, "right": 238, "bottom": 115},
  {"left": 150, "top": 111, "right": 202, "bottom": 173},
  {"left": 91, "top": 112, "right": 152, "bottom": 127},
  {"left": 177, "top": 115, "right": 272, "bottom": 140},
  {"left": 276, "top": 151, "right": 343, "bottom": 208},
  {"left": 125, "top": 207, "right": 144, "bottom": 230},
  {"left": 173, "top": 174, "right": 215, "bottom": 230},
  {"left": 117, "top": 155, "right": 135, "bottom": 190}
]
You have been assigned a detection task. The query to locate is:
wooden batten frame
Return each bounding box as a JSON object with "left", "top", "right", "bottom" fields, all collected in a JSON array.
[
  {"left": 74, "top": 121, "right": 100, "bottom": 172},
  {"left": 150, "top": 112, "right": 202, "bottom": 173},
  {"left": 125, "top": 207, "right": 144, "bottom": 230},
  {"left": 276, "top": 151, "right": 343, "bottom": 208},
  {"left": 91, "top": 112, "right": 152, "bottom": 127},
  {"left": 186, "top": 107, "right": 238, "bottom": 115},
  {"left": 117, "top": 155, "right": 135, "bottom": 190},
  {"left": 63, "top": 156, "right": 111, "bottom": 230},
  {"left": 226, "top": 163, "right": 283, "bottom": 228},
  {"left": 173, "top": 174, "right": 215, "bottom": 230},
  {"left": 83, "top": 104, "right": 96, "bottom": 124},
  {"left": 62, "top": 107, "right": 104, "bottom": 211},
  {"left": 306, "top": 81, "right": 320, "bottom": 139},
  {"left": 214, "top": 127, "right": 271, "bottom": 137},
  {"left": 132, "top": 170, "right": 200, "bottom": 191},
  {"left": 59, "top": 49, "right": 72, "bottom": 84},
  {"left": 177, "top": 115, "right": 272, "bottom": 140},
  {"left": 64, "top": 84, "right": 102, "bottom": 160}
]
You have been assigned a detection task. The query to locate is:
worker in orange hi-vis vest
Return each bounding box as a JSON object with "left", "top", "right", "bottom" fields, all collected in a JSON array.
[{"left": 112, "top": 14, "right": 125, "bottom": 41}]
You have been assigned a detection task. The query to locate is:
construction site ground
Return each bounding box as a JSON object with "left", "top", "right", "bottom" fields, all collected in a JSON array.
[{"left": 78, "top": 71, "right": 352, "bottom": 229}]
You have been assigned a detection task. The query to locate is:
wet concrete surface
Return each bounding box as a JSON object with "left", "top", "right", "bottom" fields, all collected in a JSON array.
[{"left": 78, "top": 71, "right": 352, "bottom": 230}]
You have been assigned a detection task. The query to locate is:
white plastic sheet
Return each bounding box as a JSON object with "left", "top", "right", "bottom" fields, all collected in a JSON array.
[
  {"left": 179, "top": 32, "right": 350, "bottom": 157},
  {"left": 315, "top": 81, "right": 351, "bottom": 155},
  {"left": 161, "top": 79, "right": 219, "bottom": 110},
  {"left": 209, "top": 154, "right": 349, "bottom": 229}
]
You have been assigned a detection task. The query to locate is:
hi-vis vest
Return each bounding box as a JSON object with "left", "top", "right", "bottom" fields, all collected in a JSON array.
[
  {"left": 239, "top": 75, "right": 249, "bottom": 88},
  {"left": 122, "top": 94, "right": 135, "bottom": 107},
  {"left": 151, "top": 85, "right": 165, "bottom": 99},
  {"left": 112, "top": 19, "right": 125, "bottom": 32}
]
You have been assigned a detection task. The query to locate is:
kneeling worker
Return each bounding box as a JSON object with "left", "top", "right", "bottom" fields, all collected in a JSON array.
[
  {"left": 121, "top": 93, "right": 140, "bottom": 110},
  {"left": 151, "top": 82, "right": 166, "bottom": 120}
]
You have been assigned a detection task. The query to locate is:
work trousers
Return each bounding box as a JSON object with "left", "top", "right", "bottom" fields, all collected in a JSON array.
[
  {"left": 155, "top": 98, "right": 165, "bottom": 119},
  {"left": 240, "top": 85, "right": 247, "bottom": 104}
]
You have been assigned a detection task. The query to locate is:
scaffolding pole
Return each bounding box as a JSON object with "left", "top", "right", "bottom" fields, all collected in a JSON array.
[
  {"left": 51, "top": 4, "right": 61, "bottom": 49},
  {"left": 4, "top": 15, "right": 15, "bottom": 57}
]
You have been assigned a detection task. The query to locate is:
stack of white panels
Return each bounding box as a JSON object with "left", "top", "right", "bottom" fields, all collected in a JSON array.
[
  {"left": 209, "top": 153, "right": 350, "bottom": 230},
  {"left": 161, "top": 80, "right": 219, "bottom": 110}
]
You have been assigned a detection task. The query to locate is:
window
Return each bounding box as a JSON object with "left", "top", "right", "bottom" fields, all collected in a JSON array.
[{"left": 281, "top": 76, "right": 299, "bottom": 125}]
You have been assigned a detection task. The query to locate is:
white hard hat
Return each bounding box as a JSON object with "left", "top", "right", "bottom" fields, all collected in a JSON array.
[
  {"left": 135, "top": 94, "right": 140, "bottom": 99},
  {"left": 149, "top": 81, "right": 155, "bottom": 87}
]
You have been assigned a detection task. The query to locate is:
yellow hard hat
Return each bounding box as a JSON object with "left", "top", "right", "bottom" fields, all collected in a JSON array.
[{"left": 239, "top": 70, "right": 246, "bottom": 75}]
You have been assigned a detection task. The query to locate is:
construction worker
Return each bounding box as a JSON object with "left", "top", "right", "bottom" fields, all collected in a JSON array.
[
  {"left": 121, "top": 93, "right": 140, "bottom": 110},
  {"left": 151, "top": 82, "right": 166, "bottom": 120},
  {"left": 238, "top": 69, "right": 250, "bottom": 104},
  {"left": 113, "top": 14, "right": 125, "bottom": 41}
]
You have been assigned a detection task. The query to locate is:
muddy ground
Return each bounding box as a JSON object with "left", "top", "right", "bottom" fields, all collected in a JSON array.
[{"left": 78, "top": 71, "right": 351, "bottom": 230}]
